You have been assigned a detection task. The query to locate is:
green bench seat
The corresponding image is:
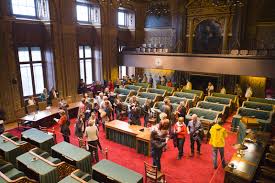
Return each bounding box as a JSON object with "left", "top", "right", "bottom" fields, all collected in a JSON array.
[
  {"left": 114, "top": 88, "right": 134, "bottom": 102},
  {"left": 196, "top": 101, "right": 228, "bottom": 119},
  {"left": 0, "top": 159, "right": 25, "bottom": 181},
  {"left": 156, "top": 85, "right": 175, "bottom": 95},
  {"left": 165, "top": 96, "right": 192, "bottom": 108},
  {"left": 134, "top": 83, "right": 151, "bottom": 91},
  {"left": 232, "top": 107, "right": 273, "bottom": 132},
  {"left": 212, "top": 93, "right": 238, "bottom": 108},
  {"left": 204, "top": 96, "right": 232, "bottom": 107},
  {"left": 242, "top": 101, "right": 274, "bottom": 112},
  {"left": 153, "top": 101, "right": 179, "bottom": 113},
  {"left": 124, "top": 85, "right": 142, "bottom": 93},
  {"left": 137, "top": 92, "right": 159, "bottom": 102},
  {"left": 123, "top": 97, "right": 148, "bottom": 107},
  {"left": 173, "top": 92, "right": 197, "bottom": 102},
  {"left": 186, "top": 107, "right": 221, "bottom": 124},
  {"left": 181, "top": 89, "right": 204, "bottom": 100},
  {"left": 248, "top": 97, "right": 275, "bottom": 105},
  {"left": 146, "top": 88, "right": 166, "bottom": 97}
]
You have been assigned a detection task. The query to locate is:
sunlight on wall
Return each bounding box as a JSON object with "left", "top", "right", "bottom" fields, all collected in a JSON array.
[{"left": 240, "top": 76, "right": 266, "bottom": 97}]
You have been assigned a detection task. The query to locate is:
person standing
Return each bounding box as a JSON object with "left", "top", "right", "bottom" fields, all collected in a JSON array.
[
  {"left": 209, "top": 120, "right": 228, "bottom": 169},
  {"left": 40, "top": 88, "right": 48, "bottom": 102},
  {"left": 75, "top": 113, "right": 84, "bottom": 138},
  {"left": 54, "top": 110, "right": 70, "bottom": 143},
  {"left": 85, "top": 120, "right": 100, "bottom": 162},
  {"left": 245, "top": 85, "right": 253, "bottom": 99},
  {"left": 206, "top": 82, "right": 214, "bottom": 96},
  {"left": 150, "top": 130, "right": 167, "bottom": 171},
  {"left": 187, "top": 114, "right": 203, "bottom": 157},
  {"left": 142, "top": 99, "right": 151, "bottom": 127},
  {"left": 148, "top": 74, "right": 153, "bottom": 87},
  {"left": 174, "top": 117, "right": 187, "bottom": 160}
]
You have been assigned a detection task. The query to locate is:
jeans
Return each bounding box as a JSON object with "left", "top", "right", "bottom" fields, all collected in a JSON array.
[
  {"left": 88, "top": 141, "right": 99, "bottom": 162},
  {"left": 177, "top": 138, "right": 185, "bottom": 157},
  {"left": 144, "top": 114, "right": 149, "bottom": 127},
  {"left": 190, "top": 136, "right": 201, "bottom": 154},
  {"left": 152, "top": 154, "right": 161, "bottom": 171},
  {"left": 212, "top": 147, "right": 226, "bottom": 168},
  {"left": 63, "top": 135, "right": 70, "bottom": 143}
]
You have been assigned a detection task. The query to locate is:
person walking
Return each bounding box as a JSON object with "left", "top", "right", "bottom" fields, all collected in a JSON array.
[
  {"left": 85, "top": 120, "right": 100, "bottom": 162},
  {"left": 150, "top": 130, "right": 167, "bottom": 171},
  {"left": 174, "top": 117, "right": 187, "bottom": 159},
  {"left": 187, "top": 114, "right": 203, "bottom": 157},
  {"left": 209, "top": 120, "right": 228, "bottom": 169}
]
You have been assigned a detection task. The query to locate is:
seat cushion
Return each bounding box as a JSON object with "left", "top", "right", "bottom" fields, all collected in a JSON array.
[{"left": 5, "top": 168, "right": 24, "bottom": 180}]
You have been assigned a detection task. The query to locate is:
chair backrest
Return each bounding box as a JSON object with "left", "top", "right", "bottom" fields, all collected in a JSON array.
[
  {"left": 78, "top": 137, "right": 86, "bottom": 149},
  {"left": 27, "top": 105, "right": 37, "bottom": 114},
  {"left": 66, "top": 96, "right": 73, "bottom": 104},
  {"left": 38, "top": 101, "right": 47, "bottom": 111},
  {"left": 15, "top": 107, "right": 26, "bottom": 118},
  {"left": 52, "top": 98, "right": 59, "bottom": 107},
  {"left": 144, "top": 162, "right": 158, "bottom": 180}
]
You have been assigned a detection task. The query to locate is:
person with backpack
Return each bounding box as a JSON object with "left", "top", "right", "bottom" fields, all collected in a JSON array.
[
  {"left": 209, "top": 120, "right": 228, "bottom": 169},
  {"left": 54, "top": 110, "right": 70, "bottom": 143}
]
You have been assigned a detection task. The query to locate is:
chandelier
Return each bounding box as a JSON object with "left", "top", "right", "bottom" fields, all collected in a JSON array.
[
  {"left": 211, "top": 0, "right": 244, "bottom": 7},
  {"left": 98, "top": 0, "right": 133, "bottom": 6},
  {"left": 146, "top": 1, "right": 170, "bottom": 16}
]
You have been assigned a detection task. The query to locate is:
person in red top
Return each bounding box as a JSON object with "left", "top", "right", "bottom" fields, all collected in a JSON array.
[
  {"left": 174, "top": 117, "right": 187, "bottom": 159},
  {"left": 108, "top": 80, "right": 114, "bottom": 92},
  {"left": 166, "top": 79, "right": 173, "bottom": 87},
  {"left": 54, "top": 110, "right": 70, "bottom": 142}
]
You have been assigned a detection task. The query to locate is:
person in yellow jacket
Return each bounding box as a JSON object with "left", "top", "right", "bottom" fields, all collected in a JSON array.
[{"left": 209, "top": 120, "right": 228, "bottom": 169}]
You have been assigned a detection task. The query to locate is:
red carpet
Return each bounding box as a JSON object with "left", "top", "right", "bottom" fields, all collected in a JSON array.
[{"left": 8, "top": 115, "right": 237, "bottom": 183}]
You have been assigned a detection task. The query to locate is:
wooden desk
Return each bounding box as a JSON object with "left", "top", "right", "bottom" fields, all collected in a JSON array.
[
  {"left": 19, "top": 102, "right": 80, "bottom": 127},
  {"left": 92, "top": 159, "right": 143, "bottom": 183},
  {"left": 21, "top": 128, "right": 55, "bottom": 152},
  {"left": 224, "top": 132, "right": 270, "bottom": 183},
  {"left": 51, "top": 142, "right": 92, "bottom": 173},
  {"left": 105, "top": 120, "right": 151, "bottom": 156}
]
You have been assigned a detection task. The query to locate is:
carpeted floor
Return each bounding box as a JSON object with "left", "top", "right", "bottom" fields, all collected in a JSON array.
[{"left": 8, "top": 115, "right": 237, "bottom": 183}]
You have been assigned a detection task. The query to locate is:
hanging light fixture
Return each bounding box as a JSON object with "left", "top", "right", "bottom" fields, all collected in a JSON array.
[
  {"left": 211, "top": 0, "right": 244, "bottom": 7},
  {"left": 146, "top": 1, "right": 170, "bottom": 16}
]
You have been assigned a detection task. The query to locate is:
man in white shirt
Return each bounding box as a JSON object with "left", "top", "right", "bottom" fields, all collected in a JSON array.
[
  {"left": 206, "top": 82, "right": 214, "bottom": 96},
  {"left": 245, "top": 85, "right": 253, "bottom": 99}
]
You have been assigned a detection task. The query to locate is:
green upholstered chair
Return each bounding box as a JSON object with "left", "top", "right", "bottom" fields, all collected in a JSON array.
[
  {"left": 196, "top": 101, "right": 228, "bottom": 120},
  {"left": 204, "top": 96, "right": 232, "bottom": 107},
  {"left": 181, "top": 89, "right": 204, "bottom": 101},
  {"left": 137, "top": 92, "right": 159, "bottom": 102},
  {"left": 165, "top": 96, "right": 192, "bottom": 108},
  {"left": 242, "top": 101, "right": 274, "bottom": 112},
  {"left": 212, "top": 93, "right": 238, "bottom": 109},
  {"left": 186, "top": 107, "right": 221, "bottom": 124},
  {"left": 146, "top": 88, "right": 167, "bottom": 98},
  {"left": 114, "top": 88, "right": 134, "bottom": 102},
  {"left": 134, "top": 83, "right": 151, "bottom": 92},
  {"left": 248, "top": 97, "right": 275, "bottom": 106},
  {"left": 156, "top": 85, "right": 175, "bottom": 95},
  {"left": 125, "top": 85, "right": 142, "bottom": 93},
  {"left": 232, "top": 107, "right": 273, "bottom": 132}
]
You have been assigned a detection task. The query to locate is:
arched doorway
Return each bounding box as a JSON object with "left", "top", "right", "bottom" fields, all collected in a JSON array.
[{"left": 192, "top": 19, "right": 222, "bottom": 54}]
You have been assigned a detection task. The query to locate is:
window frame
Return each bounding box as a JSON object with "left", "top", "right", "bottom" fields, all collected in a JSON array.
[
  {"left": 78, "top": 45, "right": 94, "bottom": 85},
  {"left": 76, "top": 2, "right": 100, "bottom": 25},
  {"left": 117, "top": 8, "right": 135, "bottom": 29},
  {"left": 11, "top": 0, "right": 39, "bottom": 19},
  {"left": 16, "top": 46, "right": 47, "bottom": 97}
]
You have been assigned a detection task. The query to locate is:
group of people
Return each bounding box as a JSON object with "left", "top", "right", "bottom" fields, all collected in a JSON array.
[{"left": 150, "top": 112, "right": 228, "bottom": 171}]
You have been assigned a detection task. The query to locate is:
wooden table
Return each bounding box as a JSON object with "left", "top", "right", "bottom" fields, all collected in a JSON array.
[
  {"left": 19, "top": 102, "right": 80, "bottom": 127},
  {"left": 92, "top": 159, "right": 143, "bottom": 183},
  {"left": 105, "top": 120, "right": 151, "bottom": 156},
  {"left": 224, "top": 132, "right": 270, "bottom": 183}
]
